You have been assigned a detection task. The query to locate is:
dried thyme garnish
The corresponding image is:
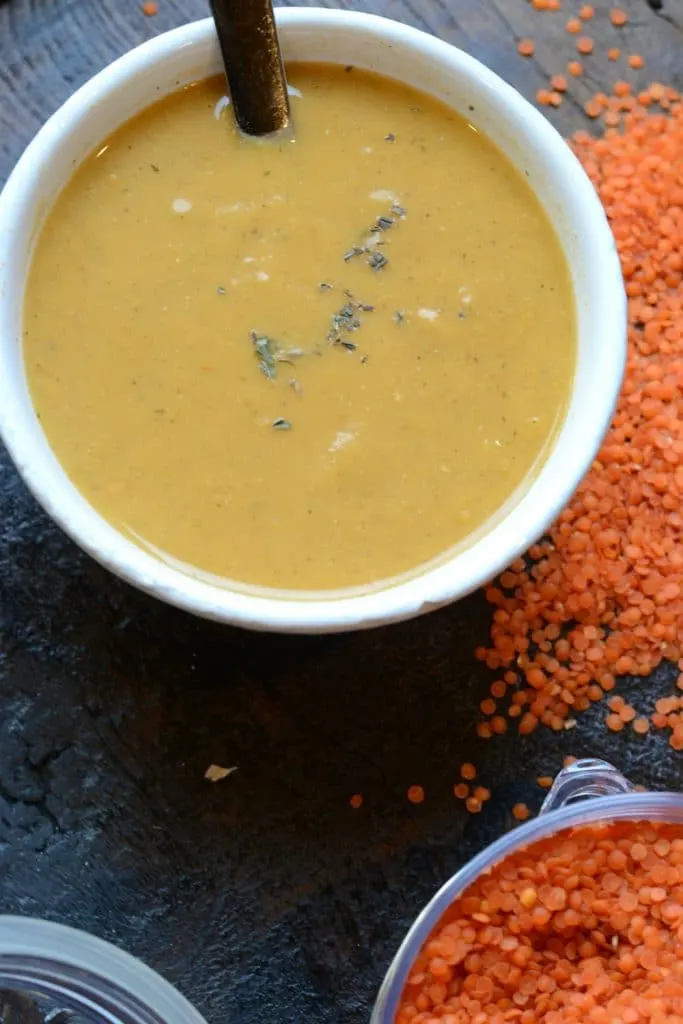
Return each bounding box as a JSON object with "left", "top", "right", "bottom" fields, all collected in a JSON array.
[
  {"left": 342, "top": 203, "right": 406, "bottom": 272},
  {"left": 344, "top": 245, "right": 368, "bottom": 263},
  {"left": 250, "top": 331, "right": 305, "bottom": 380},
  {"left": 250, "top": 331, "right": 279, "bottom": 380},
  {"left": 368, "top": 251, "right": 389, "bottom": 271},
  {"left": 385, "top": 133, "right": 396, "bottom": 142},
  {"left": 327, "top": 292, "right": 374, "bottom": 349},
  {"left": 393, "top": 310, "right": 405, "bottom": 324},
  {"left": 272, "top": 417, "right": 292, "bottom": 430}
]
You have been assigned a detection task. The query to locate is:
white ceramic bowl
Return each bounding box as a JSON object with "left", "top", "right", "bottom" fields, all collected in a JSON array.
[{"left": 0, "top": 9, "right": 626, "bottom": 634}]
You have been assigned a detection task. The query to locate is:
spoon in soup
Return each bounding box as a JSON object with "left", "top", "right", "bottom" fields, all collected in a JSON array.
[{"left": 209, "top": 0, "right": 291, "bottom": 137}]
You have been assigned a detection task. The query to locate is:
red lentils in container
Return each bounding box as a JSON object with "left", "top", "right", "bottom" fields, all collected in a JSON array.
[{"left": 396, "top": 820, "right": 683, "bottom": 1024}]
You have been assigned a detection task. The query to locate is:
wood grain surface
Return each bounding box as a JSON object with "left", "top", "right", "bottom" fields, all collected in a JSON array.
[
  {"left": 0, "top": 2, "right": 683, "bottom": 1024},
  {"left": 1, "top": 0, "right": 682, "bottom": 185}
]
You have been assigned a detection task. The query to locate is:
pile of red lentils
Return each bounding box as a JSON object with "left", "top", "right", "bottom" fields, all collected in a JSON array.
[
  {"left": 475, "top": 7, "right": 683, "bottom": 757},
  {"left": 396, "top": 819, "right": 683, "bottom": 1024}
]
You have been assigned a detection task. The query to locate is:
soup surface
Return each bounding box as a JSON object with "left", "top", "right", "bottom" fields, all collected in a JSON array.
[{"left": 24, "top": 64, "right": 575, "bottom": 591}]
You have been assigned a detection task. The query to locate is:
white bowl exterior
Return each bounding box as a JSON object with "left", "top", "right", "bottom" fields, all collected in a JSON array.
[{"left": 0, "top": 10, "right": 626, "bottom": 633}]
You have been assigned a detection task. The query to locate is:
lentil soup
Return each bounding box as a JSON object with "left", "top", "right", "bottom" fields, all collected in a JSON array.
[{"left": 24, "top": 64, "right": 575, "bottom": 591}]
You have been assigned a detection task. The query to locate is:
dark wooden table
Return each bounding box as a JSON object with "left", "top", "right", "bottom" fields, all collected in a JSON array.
[{"left": 0, "top": 2, "right": 681, "bottom": 1022}]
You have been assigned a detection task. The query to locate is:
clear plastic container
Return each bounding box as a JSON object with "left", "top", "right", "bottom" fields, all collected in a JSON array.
[
  {"left": 371, "top": 757, "right": 683, "bottom": 1023},
  {"left": 0, "top": 917, "right": 208, "bottom": 1023}
]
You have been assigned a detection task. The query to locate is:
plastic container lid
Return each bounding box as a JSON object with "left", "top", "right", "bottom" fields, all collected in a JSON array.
[{"left": 0, "top": 917, "right": 209, "bottom": 1024}]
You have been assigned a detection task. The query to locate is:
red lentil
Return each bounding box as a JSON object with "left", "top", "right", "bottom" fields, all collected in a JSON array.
[
  {"left": 396, "top": 820, "right": 683, "bottom": 1024},
  {"left": 579, "top": 3, "right": 594, "bottom": 18},
  {"left": 141, "top": 1, "right": 158, "bottom": 14},
  {"left": 551, "top": 74, "right": 568, "bottom": 92},
  {"left": 460, "top": 763, "right": 477, "bottom": 781},
  {"left": 512, "top": 802, "right": 530, "bottom": 820},
  {"left": 517, "top": 38, "right": 536, "bottom": 57},
  {"left": 567, "top": 60, "right": 583, "bottom": 77},
  {"left": 454, "top": 783, "right": 470, "bottom": 800},
  {"left": 537, "top": 776, "right": 553, "bottom": 788},
  {"left": 565, "top": 17, "right": 581, "bottom": 33},
  {"left": 608, "top": 46, "right": 621, "bottom": 60},
  {"left": 577, "top": 36, "right": 594, "bottom": 54},
  {"left": 349, "top": 793, "right": 363, "bottom": 809},
  {"left": 407, "top": 785, "right": 425, "bottom": 805},
  {"left": 610, "top": 6, "right": 629, "bottom": 26},
  {"left": 629, "top": 54, "right": 645, "bottom": 69}
]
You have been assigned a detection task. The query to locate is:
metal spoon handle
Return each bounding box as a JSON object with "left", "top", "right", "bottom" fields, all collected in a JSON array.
[{"left": 209, "top": 0, "right": 290, "bottom": 137}]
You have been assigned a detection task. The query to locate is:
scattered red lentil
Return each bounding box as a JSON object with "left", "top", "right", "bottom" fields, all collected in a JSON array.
[
  {"left": 141, "top": 0, "right": 158, "bottom": 14},
  {"left": 629, "top": 54, "right": 645, "bottom": 69},
  {"left": 567, "top": 60, "right": 583, "bottom": 76},
  {"left": 454, "top": 783, "right": 470, "bottom": 800},
  {"left": 460, "top": 763, "right": 477, "bottom": 781},
  {"left": 349, "top": 793, "right": 363, "bottom": 809},
  {"left": 576, "top": 36, "right": 594, "bottom": 54},
  {"left": 551, "top": 74, "right": 568, "bottom": 92},
  {"left": 397, "top": 820, "right": 683, "bottom": 1024},
  {"left": 565, "top": 16, "right": 581, "bottom": 33},
  {"left": 608, "top": 46, "right": 621, "bottom": 60},
  {"left": 517, "top": 38, "right": 536, "bottom": 57},
  {"left": 548, "top": 90, "right": 563, "bottom": 107},
  {"left": 537, "top": 776, "right": 553, "bottom": 788},
  {"left": 473, "top": 786, "right": 491, "bottom": 803},
  {"left": 465, "top": 796, "right": 482, "bottom": 814},
  {"left": 536, "top": 88, "right": 553, "bottom": 106},
  {"left": 407, "top": 785, "right": 425, "bottom": 805},
  {"left": 633, "top": 716, "right": 650, "bottom": 734},
  {"left": 512, "top": 802, "right": 531, "bottom": 820},
  {"left": 610, "top": 6, "right": 629, "bottom": 26},
  {"left": 579, "top": 3, "right": 594, "bottom": 19}
]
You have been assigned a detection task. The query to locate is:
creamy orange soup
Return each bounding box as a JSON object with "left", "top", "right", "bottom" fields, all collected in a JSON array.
[{"left": 24, "top": 64, "right": 575, "bottom": 590}]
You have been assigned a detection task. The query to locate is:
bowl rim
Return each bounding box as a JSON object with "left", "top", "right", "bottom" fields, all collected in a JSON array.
[{"left": 0, "top": 8, "right": 626, "bottom": 633}]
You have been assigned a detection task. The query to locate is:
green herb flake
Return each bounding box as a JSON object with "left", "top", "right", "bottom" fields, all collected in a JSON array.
[
  {"left": 343, "top": 245, "right": 367, "bottom": 263},
  {"left": 368, "top": 251, "right": 389, "bottom": 271},
  {"left": 250, "top": 330, "right": 278, "bottom": 381}
]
